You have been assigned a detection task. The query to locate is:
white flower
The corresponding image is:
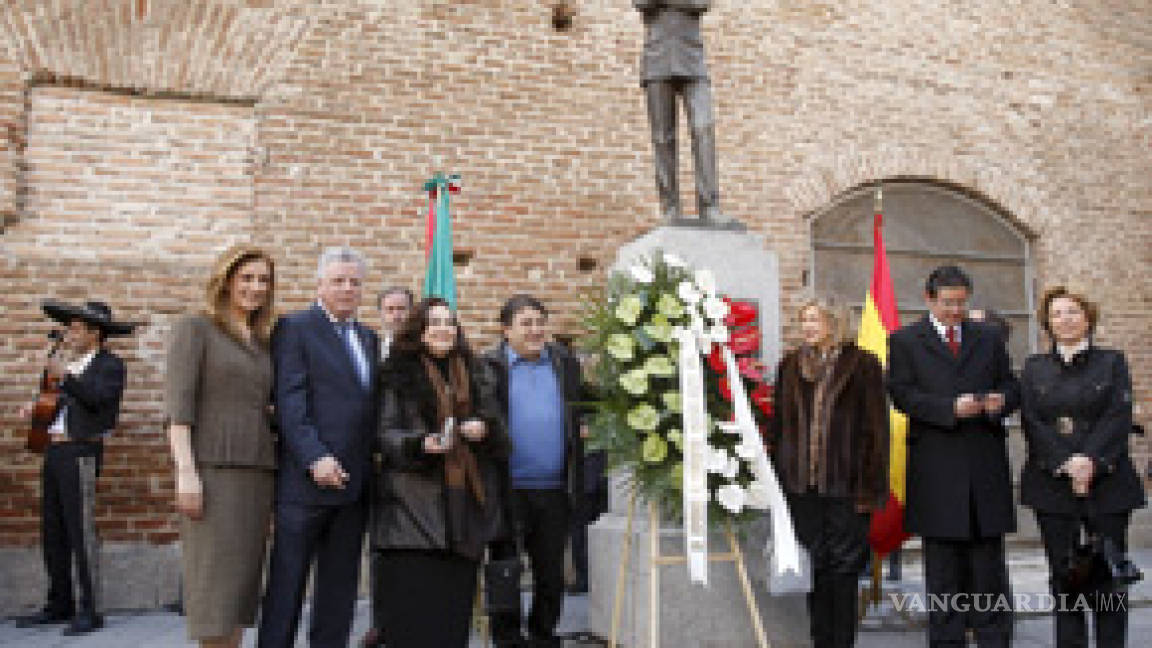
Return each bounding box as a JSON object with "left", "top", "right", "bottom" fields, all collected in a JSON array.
[
  {"left": 706, "top": 324, "right": 729, "bottom": 345},
  {"left": 694, "top": 269, "right": 717, "bottom": 296},
  {"left": 745, "top": 482, "right": 771, "bottom": 509},
  {"left": 716, "top": 420, "right": 742, "bottom": 436},
  {"left": 721, "top": 455, "right": 740, "bottom": 479},
  {"left": 734, "top": 438, "right": 760, "bottom": 460},
  {"left": 702, "top": 296, "right": 729, "bottom": 322},
  {"left": 664, "top": 253, "right": 688, "bottom": 269},
  {"left": 705, "top": 446, "right": 731, "bottom": 474},
  {"left": 629, "top": 262, "right": 654, "bottom": 284},
  {"left": 677, "top": 280, "right": 703, "bottom": 305},
  {"left": 716, "top": 484, "right": 747, "bottom": 514}
]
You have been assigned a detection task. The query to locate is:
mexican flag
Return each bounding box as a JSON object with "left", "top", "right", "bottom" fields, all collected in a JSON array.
[{"left": 422, "top": 172, "right": 460, "bottom": 310}]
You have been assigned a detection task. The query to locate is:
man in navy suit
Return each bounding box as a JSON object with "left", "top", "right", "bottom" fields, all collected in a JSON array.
[
  {"left": 259, "top": 247, "right": 379, "bottom": 648},
  {"left": 887, "top": 265, "right": 1020, "bottom": 648}
]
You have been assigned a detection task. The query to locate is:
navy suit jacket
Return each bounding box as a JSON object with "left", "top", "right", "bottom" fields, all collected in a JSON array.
[{"left": 272, "top": 303, "right": 379, "bottom": 506}]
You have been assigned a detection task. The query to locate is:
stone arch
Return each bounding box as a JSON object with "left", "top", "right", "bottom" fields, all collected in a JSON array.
[
  {"left": 808, "top": 178, "right": 1036, "bottom": 362},
  {"left": 0, "top": 0, "right": 315, "bottom": 101}
]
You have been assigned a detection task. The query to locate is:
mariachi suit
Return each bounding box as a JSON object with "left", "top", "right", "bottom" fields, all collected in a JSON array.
[
  {"left": 259, "top": 304, "right": 379, "bottom": 648},
  {"left": 887, "top": 317, "right": 1020, "bottom": 647},
  {"left": 41, "top": 349, "right": 125, "bottom": 619}
]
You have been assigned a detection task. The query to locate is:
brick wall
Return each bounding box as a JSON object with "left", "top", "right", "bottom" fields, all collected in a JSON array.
[{"left": 0, "top": 0, "right": 1149, "bottom": 548}]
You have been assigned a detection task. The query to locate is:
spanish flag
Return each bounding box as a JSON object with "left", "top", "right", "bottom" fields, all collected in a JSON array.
[{"left": 857, "top": 207, "right": 910, "bottom": 556}]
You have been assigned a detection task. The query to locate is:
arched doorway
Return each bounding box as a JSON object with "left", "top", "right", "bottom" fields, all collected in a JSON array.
[{"left": 810, "top": 180, "right": 1034, "bottom": 363}]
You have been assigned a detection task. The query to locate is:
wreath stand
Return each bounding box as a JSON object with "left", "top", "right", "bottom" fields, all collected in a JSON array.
[{"left": 608, "top": 489, "right": 771, "bottom": 648}]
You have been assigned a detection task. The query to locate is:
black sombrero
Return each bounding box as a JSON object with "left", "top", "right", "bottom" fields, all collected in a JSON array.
[{"left": 41, "top": 299, "right": 136, "bottom": 337}]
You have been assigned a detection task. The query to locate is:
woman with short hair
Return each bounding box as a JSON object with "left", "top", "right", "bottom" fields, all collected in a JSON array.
[
  {"left": 1020, "top": 286, "right": 1145, "bottom": 647},
  {"left": 165, "top": 244, "right": 278, "bottom": 648},
  {"left": 769, "top": 295, "right": 889, "bottom": 648}
]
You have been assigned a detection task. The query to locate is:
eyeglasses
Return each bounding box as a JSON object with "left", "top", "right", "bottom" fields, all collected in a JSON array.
[{"left": 427, "top": 317, "right": 458, "bottom": 328}]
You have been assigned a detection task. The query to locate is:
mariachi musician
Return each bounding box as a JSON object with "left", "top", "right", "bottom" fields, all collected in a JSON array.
[{"left": 19, "top": 300, "right": 133, "bottom": 636}]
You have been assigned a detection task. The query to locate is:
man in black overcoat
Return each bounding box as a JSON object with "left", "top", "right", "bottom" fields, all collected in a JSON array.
[{"left": 887, "top": 265, "right": 1020, "bottom": 648}]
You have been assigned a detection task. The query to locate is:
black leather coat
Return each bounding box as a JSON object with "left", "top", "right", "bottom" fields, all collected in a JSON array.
[
  {"left": 369, "top": 351, "right": 509, "bottom": 561},
  {"left": 1019, "top": 345, "right": 1146, "bottom": 516}
]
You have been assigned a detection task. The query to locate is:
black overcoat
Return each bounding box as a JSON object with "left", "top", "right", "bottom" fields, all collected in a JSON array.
[{"left": 887, "top": 317, "right": 1021, "bottom": 539}]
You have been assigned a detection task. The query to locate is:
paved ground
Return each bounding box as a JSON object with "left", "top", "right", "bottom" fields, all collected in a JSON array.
[{"left": 4, "top": 548, "right": 1151, "bottom": 647}]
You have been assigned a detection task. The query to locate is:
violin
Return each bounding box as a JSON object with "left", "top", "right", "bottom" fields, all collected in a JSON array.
[{"left": 26, "top": 330, "right": 65, "bottom": 453}]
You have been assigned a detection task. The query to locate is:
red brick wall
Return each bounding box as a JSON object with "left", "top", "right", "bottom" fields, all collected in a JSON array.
[{"left": 1, "top": 0, "right": 1149, "bottom": 547}]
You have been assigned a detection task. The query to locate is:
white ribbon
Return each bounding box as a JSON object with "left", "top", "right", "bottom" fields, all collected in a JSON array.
[
  {"left": 675, "top": 328, "right": 710, "bottom": 585},
  {"left": 719, "top": 346, "right": 804, "bottom": 578}
]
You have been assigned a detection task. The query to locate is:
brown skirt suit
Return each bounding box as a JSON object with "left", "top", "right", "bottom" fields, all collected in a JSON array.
[{"left": 165, "top": 315, "right": 276, "bottom": 639}]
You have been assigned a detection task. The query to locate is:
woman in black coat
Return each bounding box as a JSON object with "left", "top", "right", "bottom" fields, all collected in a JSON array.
[
  {"left": 1020, "top": 286, "right": 1146, "bottom": 648},
  {"left": 371, "top": 297, "right": 509, "bottom": 648}
]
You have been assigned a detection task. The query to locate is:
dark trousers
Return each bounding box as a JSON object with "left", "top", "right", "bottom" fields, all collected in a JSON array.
[
  {"left": 1035, "top": 510, "right": 1131, "bottom": 648},
  {"left": 491, "top": 488, "right": 569, "bottom": 644},
  {"left": 369, "top": 549, "right": 385, "bottom": 635},
  {"left": 923, "top": 535, "right": 1013, "bottom": 647},
  {"left": 41, "top": 443, "right": 102, "bottom": 616},
  {"left": 377, "top": 549, "right": 478, "bottom": 648},
  {"left": 568, "top": 515, "right": 588, "bottom": 589},
  {"left": 258, "top": 498, "right": 367, "bottom": 648},
  {"left": 788, "top": 492, "right": 869, "bottom": 648},
  {"left": 644, "top": 78, "right": 720, "bottom": 219}
]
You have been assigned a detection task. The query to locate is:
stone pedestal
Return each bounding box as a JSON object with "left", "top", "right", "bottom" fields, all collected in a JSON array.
[
  {"left": 588, "top": 512, "right": 809, "bottom": 647},
  {"left": 586, "top": 225, "right": 806, "bottom": 646}
]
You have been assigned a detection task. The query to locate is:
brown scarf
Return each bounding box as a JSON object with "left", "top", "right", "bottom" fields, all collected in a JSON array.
[
  {"left": 798, "top": 344, "right": 841, "bottom": 489},
  {"left": 421, "top": 354, "right": 486, "bottom": 505}
]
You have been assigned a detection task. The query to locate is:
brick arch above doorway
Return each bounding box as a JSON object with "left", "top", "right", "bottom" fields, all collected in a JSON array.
[
  {"left": 0, "top": 0, "right": 314, "bottom": 101},
  {"left": 782, "top": 146, "right": 1066, "bottom": 241}
]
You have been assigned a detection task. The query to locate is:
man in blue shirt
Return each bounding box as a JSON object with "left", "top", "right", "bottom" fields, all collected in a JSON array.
[{"left": 484, "top": 295, "right": 586, "bottom": 648}]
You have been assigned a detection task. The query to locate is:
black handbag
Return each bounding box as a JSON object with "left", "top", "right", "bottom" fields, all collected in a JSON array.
[
  {"left": 1058, "top": 507, "right": 1142, "bottom": 595},
  {"left": 483, "top": 553, "right": 523, "bottom": 615}
]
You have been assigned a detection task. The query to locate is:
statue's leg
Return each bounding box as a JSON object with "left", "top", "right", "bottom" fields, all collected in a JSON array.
[
  {"left": 683, "top": 79, "right": 727, "bottom": 224},
  {"left": 645, "top": 80, "right": 680, "bottom": 222}
]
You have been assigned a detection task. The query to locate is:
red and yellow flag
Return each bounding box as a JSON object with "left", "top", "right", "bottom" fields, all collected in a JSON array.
[{"left": 857, "top": 210, "right": 910, "bottom": 556}]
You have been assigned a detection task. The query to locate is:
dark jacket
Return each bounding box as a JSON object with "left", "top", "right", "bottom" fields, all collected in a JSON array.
[
  {"left": 58, "top": 349, "right": 126, "bottom": 443},
  {"left": 481, "top": 341, "right": 588, "bottom": 509},
  {"left": 1019, "top": 345, "right": 1146, "bottom": 516},
  {"left": 769, "top": 343, "right": 889, "bottom": 509},
  {"left": 272, "top": 304, "right": 380, "bottom": 506},
  {"left": 887, "top": 317, "right": 1021, "bottom": 539},
  {"left": 371, "top": 351, "right": 509, "bottom": 561},
  {"left": 635, "top": 0, "right": 711, "bottom": 85}
]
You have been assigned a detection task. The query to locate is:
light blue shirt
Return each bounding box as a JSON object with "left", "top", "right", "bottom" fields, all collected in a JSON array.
[{"left": 506, "top": 346, "right": 567, "bottom": 489}]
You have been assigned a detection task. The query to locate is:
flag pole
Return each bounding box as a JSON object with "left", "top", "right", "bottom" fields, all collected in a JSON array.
[{"left": 867, "top": 184, "right": 885, "bottom": 615}]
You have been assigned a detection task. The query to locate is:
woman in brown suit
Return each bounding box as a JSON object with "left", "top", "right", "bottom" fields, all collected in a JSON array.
[
  {"left": 165, "top": 244, "right": 277, "bottom": 648},
  {"left": 769, "top": 295, "right": 889, "bottom": 648}
]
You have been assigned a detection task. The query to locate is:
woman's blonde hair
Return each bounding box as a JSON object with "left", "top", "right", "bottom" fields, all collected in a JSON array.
[
  {"left": 796, "top": 293, "right": 854, "bottom": 345},
  {"left": 1037, "top": 285, "right": 1098, "bottom": 339},
  {"left": 205, "top": 243, "right": 277, "bottom": 346}
]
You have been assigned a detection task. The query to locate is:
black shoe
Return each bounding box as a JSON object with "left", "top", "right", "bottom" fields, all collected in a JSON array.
[
  {"left": 15, "top": 607, "right": 72, "bottom": 626},
  {"left": 62, "top": 611, "right": 103, "bottom": 636}
]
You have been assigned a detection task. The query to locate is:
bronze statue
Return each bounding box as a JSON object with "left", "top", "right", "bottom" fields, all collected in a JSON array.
[{"left": 635, "top": 0, "right": 731, "bottom": 225}]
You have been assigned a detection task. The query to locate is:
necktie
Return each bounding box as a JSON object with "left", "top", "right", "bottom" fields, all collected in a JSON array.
[
  {"left": 340, "top": 322, "right": 370, "bottom": 388},
  {"left": 946, "top": 326, "right": 960, "bottom": 357}
]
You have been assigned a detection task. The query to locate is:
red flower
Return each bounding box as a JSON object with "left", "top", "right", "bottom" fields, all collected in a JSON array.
[
  {"left": 751, "top": 383, "right": 774, "bottom": 416},
  {"left": 725, "top": 300, "right": 758, "bottom": 327},
  {"left": 728, "top": 326, "right": 760, "bottom": 355},
  {"left": 737, "top": 356, "right": 764, "bottom": 380},
  {"left": 707, "top": 346, "right": 725, "bottom": 374}
]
